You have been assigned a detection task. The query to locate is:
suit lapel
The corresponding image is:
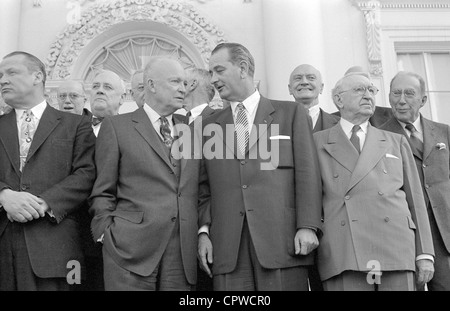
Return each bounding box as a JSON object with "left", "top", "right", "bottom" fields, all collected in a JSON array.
[
  {"left": 173, "top": 114, "right": 188, "bottom": 172},
  {"left": 383, "top": 117, "right": 423, "bottom": 161},
  {"left": 422, "top": 118, "right": 435, "bottom": 161},
  {"left": 214, "top": 107, "right": 237, "bottom": 158},
  {"left": 0, "top": 110, "right": 21, "bottom": 176},
  {"left": 347, "top": 125, "right": 388, "bottom": 192},
  {"left": 323, "top": 124, "right": 359, "bottom": 173},
  {"left": 26, "top": 105, "right": 61, "bottom": 161},
  {"left": 248, "top": 97, "right": 274, "bottom": 153},
  {"left": 133, "top": 108, "right": 174, "bottom": 170}
]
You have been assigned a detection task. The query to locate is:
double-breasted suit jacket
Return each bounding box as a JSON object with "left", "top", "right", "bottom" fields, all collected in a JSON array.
[
  {"left": 0, "top": 105, "right": 96, "bottom": 278},
  {"left": 89, "top": 107, "right": 204, "bottom": 284},
  {"left": 199, "top": 96, "right": 322, "bottom": 275},
  {"left": 313, "top": 123, "right": 434, "bottom": 281}
]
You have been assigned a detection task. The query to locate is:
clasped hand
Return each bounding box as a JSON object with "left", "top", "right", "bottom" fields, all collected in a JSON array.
[{"left": 0, "top": 189, "right": 48, "bottom": 223}]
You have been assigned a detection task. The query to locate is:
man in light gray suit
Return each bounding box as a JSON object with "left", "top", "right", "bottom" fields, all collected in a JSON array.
[{"left": 380, "top": 71, "right": 450, "bottom": 291}]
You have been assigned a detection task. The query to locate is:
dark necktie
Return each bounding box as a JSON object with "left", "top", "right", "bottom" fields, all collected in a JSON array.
[
  {"left": 235, "top": 103, "right": 249, "bottom": 156},
  {"left": 186, "top": 111, "right": 192, "bottom": 124},
  {"left": 350, "top": 125, "right": 361, "bottom": 154},
  {"left": 92, "top": 116, "right": 103, "bottom": 126},
  {"left": 160, "top": 116, "right": 173, "bottom": 148},
  {"left": 405, "top": 123, "right": 423, "bottom": 155}
]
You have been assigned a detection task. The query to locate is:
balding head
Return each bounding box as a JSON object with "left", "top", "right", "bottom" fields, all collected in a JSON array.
[
  {"left": 143, "top": 57, "right": 187, "bottom": 116},
  {"left": 288, "top": 64, "right": 323, "bottom": 108}
]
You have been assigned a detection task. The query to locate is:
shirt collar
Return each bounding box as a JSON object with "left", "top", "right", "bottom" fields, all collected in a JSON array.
[
  {"left": 15, "top": 100, "right": 47, "bottom": 123},
  {"left": 340, "top": 118, "right": 369, "bottom": 136},
  {"left": 230, "top": 90, "right": 260, "bottom": 116},
  {"left": 143, "top": 103, "right": 173, "bottom": 127},
  {"left": 308, "top": 105, "right": 320, "bottom": 119},
  {"left": 189, "top": 103, "right": 208, "bottom": 120},
  {"left": 398, "top": 115, "right": 422, "bottom": 134}
]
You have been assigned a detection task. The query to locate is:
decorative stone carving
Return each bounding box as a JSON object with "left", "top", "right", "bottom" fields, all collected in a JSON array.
[
  {"left": 46, "top": 0, "right": 226, "bottom": 80},
  {"left": 352, "top": 0, "right": 383, "bottom": 76}
]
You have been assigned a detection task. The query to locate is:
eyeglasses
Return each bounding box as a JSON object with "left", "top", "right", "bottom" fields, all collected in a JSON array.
[
  {"left": 390, "top": 89, "right": 417, "bottom": 98},
  {"left": 338, "top": 85, "right": 378, "bottom": 96},
  {"left": 58, "top": 93, "right": 83, "bottom": 101}
]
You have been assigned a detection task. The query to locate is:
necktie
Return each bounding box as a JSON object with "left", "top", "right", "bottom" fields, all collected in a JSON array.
[
  {"left": 92, "top": 116, "right": 103, "bottom": 126},
  {"left": 350, "top": 125, "right": 361, "bottom": 154},
  {"left": 19, "top": 110, "right": 37, "bottom": 171},
  {"left": 235, "top": 103, "right": 249, "bottom": 156},
  {"left": 160, "top": 116, "right": 173, "bottom": 149},
  {"left": 405, "top": 123, "right": 423, "bottom": 155}
]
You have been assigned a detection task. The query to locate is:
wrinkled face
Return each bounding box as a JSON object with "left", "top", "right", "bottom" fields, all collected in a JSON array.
[
  {"left": 209, "top": 48, "right": 244, "bottom": 102},
  {"left": 336, "top": 75, "right": 376, "bottom": 122},
  {"left": 147, "top": 59, "right": 187, "bottom": 115},
  {"left": 131, "top": 72, "right": 145, "bottom": 108},
  {"left": 57, "top": 81, "right": 86, "bottom": 115},
  {"left": 288, "top": 65, "right": 323, "bottom": 104},
  {"left": 389, "top": 74, "right": 425, "bottom": 124},
  {"left": 0, "top": 55, "right": 42, "bottom": 109},
  {"left": 90, "top": 71, "right": 123, "bottom": 118}
]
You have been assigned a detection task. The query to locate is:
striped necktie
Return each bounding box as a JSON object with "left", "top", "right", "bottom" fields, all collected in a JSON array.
[{"left": 235, "top": 103, "right": 249, "bottom": 156}]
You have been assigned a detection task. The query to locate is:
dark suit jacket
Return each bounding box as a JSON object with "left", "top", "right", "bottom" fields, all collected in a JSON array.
[
  {"left": 380, "top": 116, "right": 450, "bottom": 253},
  {"left": 0, "top": 105, "right": 96, "bottom": 278},
  {"left": 199, "top": 96, "right": 322, "bottom": 275},
  {"left": 332, "top": 106, "right": 392, "bottom": 128},
  {"left": 314, "top": 124, "right": 434, "bottom": 281},
  {"left": 89, "top": 107, "right": 204, "bottom": 284},
  {"left": 314, "top": 108, "right": 340, "bottom": 133}
]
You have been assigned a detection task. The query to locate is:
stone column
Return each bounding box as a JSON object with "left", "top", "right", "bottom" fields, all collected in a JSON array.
[
  {"left": 261, "top": 0, "right": 326, "bottom": 101},
  {"left": 0, "top": 0, "right": 22, "bottom": 59}
]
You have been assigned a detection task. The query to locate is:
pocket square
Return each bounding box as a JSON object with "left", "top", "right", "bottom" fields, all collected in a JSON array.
[
  {"left": 386, "top": 153, "right": 399, "bottom": 159},
  {"left": 436, "top": 143, "right": 446, "bottom": 150},
  {"left": 270, "top": 135, "right": 291, "bottom": 140}
]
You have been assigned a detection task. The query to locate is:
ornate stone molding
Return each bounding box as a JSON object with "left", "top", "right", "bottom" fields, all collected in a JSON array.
[
  {"left": 352, "top": 1, "right": 383, "bottom": 76},
  {"left": 46, "top": 0, "right": 226, "bottom": 79}
]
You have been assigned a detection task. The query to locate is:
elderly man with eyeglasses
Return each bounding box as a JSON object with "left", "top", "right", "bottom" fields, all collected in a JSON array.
[
  {"left": 57, "top": 80, "right": 89, "bottom": 116},
  {"left": 380, "top": 71, "right": 450, "bottom": 291},
  {"left": 312, "top": 72, "right": 435, "bottom": 291}
]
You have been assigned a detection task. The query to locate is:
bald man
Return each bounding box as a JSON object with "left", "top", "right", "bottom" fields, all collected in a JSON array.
[
  {"left": 89, "top": 57, "right": 204, "bottom": 290},
  {"left": 90, "top": 70, "right": 125, "bottom": 136},
  {"left": 288, "top": 64, "right": 339, "bottom": 133}
]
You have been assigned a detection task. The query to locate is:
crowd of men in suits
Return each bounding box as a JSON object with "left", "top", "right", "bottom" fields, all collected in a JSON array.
[{"left": 0, "top": 42, "right": 449, "bottom": 291}]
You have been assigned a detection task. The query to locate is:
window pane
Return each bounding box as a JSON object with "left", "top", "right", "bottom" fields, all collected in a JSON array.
[
  {"left": 430, "top": 92, "right": 450, "bottom": 125},
  {"left": 427, "top": 53, "right": 450, "bottom": 91}
]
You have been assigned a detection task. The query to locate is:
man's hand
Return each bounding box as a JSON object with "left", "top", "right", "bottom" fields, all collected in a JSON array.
[
  {"left": 198, "top": 233, "right": 213, "bottom": 278},
  {"left": 294, "top": 228, "right": 319, "bottom": 255},
  {"left": 0, "top": 189, "right": 46, "bottom": 223},
  {"left": 416, "top": 259, "right": 434, "bottom": 288}
]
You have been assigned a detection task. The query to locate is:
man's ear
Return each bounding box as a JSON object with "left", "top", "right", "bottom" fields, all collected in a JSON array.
[
  {"left": 319, "top": 83, "right": 324, "bottom": 95},
  {"left": 189, "top": 79, "right": 198, "bottom": 92},
  {"left": 333, "top": 94, "right": 344, "bottom": 110},
  {"left": 421, "top": 95, "right": 428, "bottom": 107},
  {"left": 288, "top": 84, "right": 293, "bottom": 96},
  {"left": 147, "top": 78, "right": 156, "bottom": 93},
  {"left": 33, "top": 71, "right": 44, "bottom": 85},
  {"left": 239, "top": 61, "right": 249, "bottom": 79}
]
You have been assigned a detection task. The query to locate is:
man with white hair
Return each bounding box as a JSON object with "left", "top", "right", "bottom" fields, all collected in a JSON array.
[{"left": 90, "top": 70, "right": 125, "bottom": 136}]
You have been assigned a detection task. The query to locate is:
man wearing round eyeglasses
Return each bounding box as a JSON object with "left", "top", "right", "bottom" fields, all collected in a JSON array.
[
  {"left": 381, "top": 71, "right": 450, "bottom": 291},
  {"left": 57, "top": 80, "right": 88, "bottom": 115},
  {"left": 313, "top": 72, "right": 434, "bottom": 290}
]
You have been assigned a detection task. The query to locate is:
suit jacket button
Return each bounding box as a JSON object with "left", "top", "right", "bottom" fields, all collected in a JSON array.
[
  {"left": 242, "top": 185, "right": 248, "bottom": 189},
  {"left": 425, "top": 184, "right": 430, "bottom": 189},
  {"left": 378, "top": 191, "right": 383, "bottom": 196},
  {"left": 384, "top": 217, "right": 390, "bottom": 222},
  {"left": 241, "top": 161, "right": 246, "bottom": 165},
  {"left": 171, "top": 217, "right": 177, "bottom": 222},
  {"left": 341, "top": 220, "right": 346, "bottom": 226},
  {"left": 344, "top": 195, "right": 350, "bottom": 200},
  {"left": 383, "top": 169, "right": 387, "bottom": 174},
  {"left": 333, "top": 174, "right": 339, "bottom": 178},
  {"left": 422, "top": 164, "right": 427, "bottom": 168},
  {"left": 21, "top": 185, "right": 27, "bottom": 191},
  {"left": 239, "top": 211, "right": 244, "bottom": 216}
]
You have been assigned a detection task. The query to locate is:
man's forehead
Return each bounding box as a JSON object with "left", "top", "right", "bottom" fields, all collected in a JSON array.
[
  {"left": 344, "top": 74, "right": 370, "bottom": 86},
  {"left": 391, "top": 75, "right": 420, "bottom": 88},
  {"left": 0, "top": 55, "right": 27, "bottom": 69},
  {"left": 93, "top": 72, "right": 121, "bottom": 85},
  {"left": 58, "top": 81, "right": 84, "bottom": 93}
]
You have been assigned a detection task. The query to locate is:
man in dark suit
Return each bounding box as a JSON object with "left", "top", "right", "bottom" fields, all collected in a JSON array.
[
  {"left": 56, "top": 79, "right": 103, "bottom": 291},
  {"left": 183, "top": 67, "right": 217, "bottom": 125},
  {"left": 288, "top": 64, "right": 339, "bottom": 133},
  {"left": 198, "top": 43, "right": 322, "bottom": 291},
  {"left": 380, "top": 71, "right": 450, "bottom": 291},
  {"left": 314, "top": 71, "right": 434, "bottom": 290},
  {"left": 89, "top": 56, "right": 205, "bottom": 291},
  {"left": 332, "top": 66, "right": 393, "bottom": 127},
  {"left": 0, "top": 51, "right": 96, "bottom": 290}
]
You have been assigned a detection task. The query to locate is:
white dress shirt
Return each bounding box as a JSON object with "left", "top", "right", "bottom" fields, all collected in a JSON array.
[
  {"left": 188, "top": 103, "right": 208, "bottom": 124},
  {"left": 143, "top": 103, "right": 175, "bottom": 139},
  {"left": 308, "top": 105, "right": 321, "bottom": 129},
  {"left": 339, "top": 118, "right": 369, "bottom": 152},
  {"left": 398, "top": 115, "right": 423, "bottom": 142},
  {"left": 230, "top": 90, "right": 260, "bottom": 135}
]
